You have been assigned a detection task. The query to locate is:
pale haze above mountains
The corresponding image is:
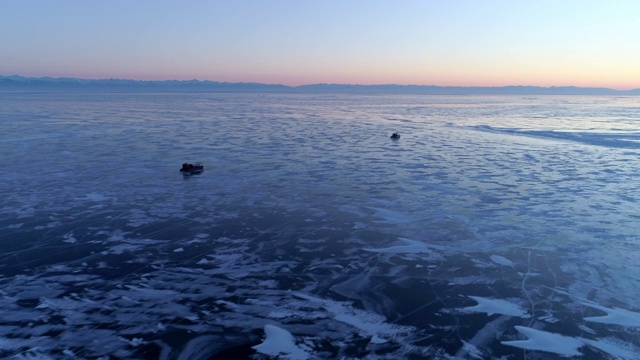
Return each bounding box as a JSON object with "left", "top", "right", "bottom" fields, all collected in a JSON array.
[{"left": 1, "top": 75, "right": 639, "bottom": 95}]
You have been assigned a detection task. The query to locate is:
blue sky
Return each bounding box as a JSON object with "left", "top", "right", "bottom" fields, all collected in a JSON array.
[{"left": 1, "top": 0, "right": 639, "bottom": 89}]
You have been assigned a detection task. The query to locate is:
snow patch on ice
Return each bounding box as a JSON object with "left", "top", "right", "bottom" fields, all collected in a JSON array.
[
  {"left": 583, "top": 303, "right": 640, "bottom": 327},
  {"left": 252, "top": 324, "right": 310, "bottom": 360},
  {"left": 103, "top": 243, "right": 142, "bottom": 255},
  {"left": 583, "top": 337, "right": 640, "bottom": 359},
  {"left": 461, "top": 340, "right": 484, "bottom": 359},
  {"left": 577, "top": 324, "right": 597, "bottom": 335},
  {"left": 490, "top": 254, "right": 514, "bottom": 267},
  {"left": 501, "top": 326, "right": 583, "bottom": 356},
  {"left": 461, "top": 296, "right": 528, "bottom": 317},
  {"left": 62, "top": 232, "right": 77, "bottom": 244},
  {"left": 294, "top": 292, "right": 413, "bottom": 344}
]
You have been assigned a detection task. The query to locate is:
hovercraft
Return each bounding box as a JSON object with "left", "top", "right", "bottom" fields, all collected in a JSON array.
[{"left": 180, "top": 162, "right": 204, "bottom": 173}]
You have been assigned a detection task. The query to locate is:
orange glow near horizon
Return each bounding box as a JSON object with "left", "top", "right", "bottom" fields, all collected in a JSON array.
[{"left": 3, "top": 0, "right": 640, "bottom": 91}]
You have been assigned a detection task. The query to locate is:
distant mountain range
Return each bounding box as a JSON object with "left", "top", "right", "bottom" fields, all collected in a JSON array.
[{"left": 1, "top": 75, "right": 639, "bottom": 95}]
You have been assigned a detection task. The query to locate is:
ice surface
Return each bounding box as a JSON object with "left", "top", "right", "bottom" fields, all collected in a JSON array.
[
  {"left": 1, "top": 93, "right": 640, "bottom": 358},
  {"left": 363, "top": 237, "right": 444, "bottom": 255}
]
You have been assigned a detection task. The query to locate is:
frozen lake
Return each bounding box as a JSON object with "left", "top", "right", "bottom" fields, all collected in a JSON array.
[{"left": 1, "top": 92, "right": 640, "bottom": 359}]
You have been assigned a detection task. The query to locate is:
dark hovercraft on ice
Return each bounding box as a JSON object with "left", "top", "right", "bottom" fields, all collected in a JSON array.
[
  {"left": 180, "top": 162, "right": 204, "bottom": 174},
  {"left": 390, "top": 132, "right": 401, "bottom": 140}
]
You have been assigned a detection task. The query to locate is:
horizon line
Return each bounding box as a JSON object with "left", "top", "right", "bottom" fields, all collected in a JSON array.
[{"left": 2, "top": 74, "right": 638, "bottom": 91}]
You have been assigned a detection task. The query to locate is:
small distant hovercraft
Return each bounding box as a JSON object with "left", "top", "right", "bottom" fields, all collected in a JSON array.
[
  {"left": 180, "top": 162, "right": 204, "bottom": 174},
  {"left": 390, "top": 132, "right": 401, "bottom": 140}
]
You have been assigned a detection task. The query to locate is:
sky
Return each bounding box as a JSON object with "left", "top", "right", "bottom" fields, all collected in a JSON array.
[{"left": 1, "top": 0, "right": 640, "bottom": 89}]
